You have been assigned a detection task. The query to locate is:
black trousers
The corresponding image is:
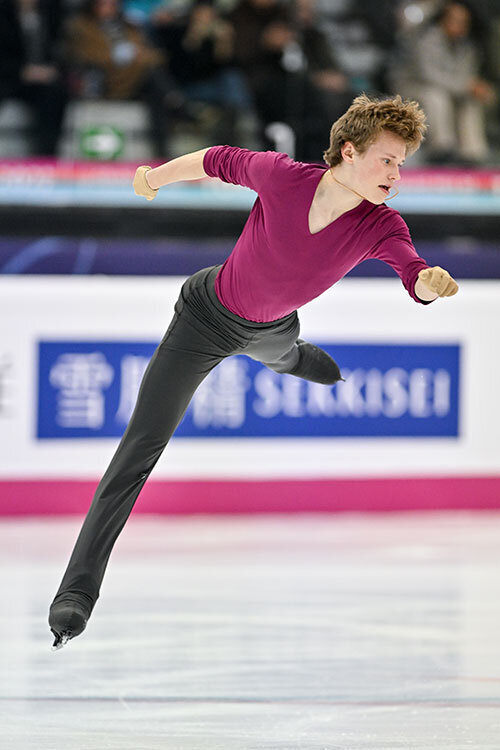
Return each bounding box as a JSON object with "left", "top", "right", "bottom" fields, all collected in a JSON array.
[{"left": 50, "top": 266, "right": 303, "bottom": 618}]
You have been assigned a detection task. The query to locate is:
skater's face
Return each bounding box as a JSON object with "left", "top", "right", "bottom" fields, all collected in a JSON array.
[{"left": 341, "top": 130, "right": 405, "bottom": 204}]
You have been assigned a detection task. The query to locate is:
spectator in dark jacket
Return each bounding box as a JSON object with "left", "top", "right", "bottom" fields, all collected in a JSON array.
[
  {"left": 230, "top": 0, "right": 353, "bottom": 161},
  {"left": 229, "top": 0, "right": 290, "bottom": 71},
  {"left": 153, "top": 0, "right": 253, "bottom": 113},
  {"left": 294, "top": 0, "right": 354, "bottom": 124},
  {"left": 0, "top": 0, "right": 68, "bottom": 155}
]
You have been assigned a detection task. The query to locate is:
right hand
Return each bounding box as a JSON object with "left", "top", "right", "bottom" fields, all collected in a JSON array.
[{"left": 133, "top": 166, "right": 158, "bottom": 201}]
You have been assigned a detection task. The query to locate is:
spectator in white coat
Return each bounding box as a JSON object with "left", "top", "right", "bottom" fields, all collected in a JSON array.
[{"left": 390, "top": 1, "right": 496, "bottom": 164}]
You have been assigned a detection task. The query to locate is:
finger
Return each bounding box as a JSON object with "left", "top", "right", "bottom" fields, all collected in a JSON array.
[
  {"left": 438, "top": 270, "right": 452, "bottom": 294},
  {"left": 428, "top": 269, "right": 446, "bottom": 294},
  {"left": 441, "top": 279, "right": 459, "bottom": 297},
  {"left": 437, "top": 280, "right": 450, "bottom": 297},
  {"left": 437, "top": 275, "right": 450, "bottom": 295},
  {"left": 422, "top": 267, "right": 444, "bottom": 292},
  {"left": 133, "top": 171, "right": 156, "bottom": 200},
  {"left": 419, "top": 268, "right": 431, "bottom": 282}
]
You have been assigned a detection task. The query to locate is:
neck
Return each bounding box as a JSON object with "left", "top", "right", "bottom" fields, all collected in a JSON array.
[
  {"left": 329, "top": 167, "right": 399, "bottom": 202},
  {"left": 329, "top": 169, "right": 367, "bottom": 202}
]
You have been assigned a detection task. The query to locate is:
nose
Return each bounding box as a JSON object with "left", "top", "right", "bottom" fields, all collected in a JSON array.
[{"left": 389, "top": 166, "right": 401, "bottom": 183}]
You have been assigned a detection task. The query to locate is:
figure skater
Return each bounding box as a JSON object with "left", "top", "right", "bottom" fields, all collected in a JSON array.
[{"left": 49, "top": 93, "right": 458, "bottom": 649}]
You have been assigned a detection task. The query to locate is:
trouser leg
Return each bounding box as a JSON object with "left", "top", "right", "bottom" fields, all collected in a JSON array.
[
  {"left": 49, "top": 281, "right": 235, "bottom": 640},
  {"left": 456, "top": 98, "right": 489, "bottom": 161},
  {"left": 422, "top": 88, "right": 457, "bottom": 155},
  {"left": 245, "top": 317, "right": 343, "bottom": 386},
  {"left": 51, "top": 347, "right": 221, "bottom": 608},
  {"left": 254, "top": 338, "right": 301, "bottom": 375},
  {"left": 23, "top": 81, "right": 68, "bottom": 156}
]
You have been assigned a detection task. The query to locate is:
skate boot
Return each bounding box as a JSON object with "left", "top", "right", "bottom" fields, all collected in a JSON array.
[
  {"left": 49, "top": 596, "right": 90, "bottom": 650},
  {"left": 289, "top": 339, "right": 345, "bottom": 385}
]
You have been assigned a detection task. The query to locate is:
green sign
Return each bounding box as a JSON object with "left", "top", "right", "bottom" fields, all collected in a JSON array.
[{"left": 80, "top": 125, "right": 125, "bottom": 160}]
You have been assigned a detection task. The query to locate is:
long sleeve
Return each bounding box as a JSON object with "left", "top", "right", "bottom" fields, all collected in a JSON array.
[
  {"left": 203, "top": 145, "right": 290, "bottom": 194},
  {"left": 369, "top": 216, "right": 432, "bottom": 304}
]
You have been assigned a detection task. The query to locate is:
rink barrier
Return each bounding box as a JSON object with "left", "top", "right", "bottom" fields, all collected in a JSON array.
[
  {"left": 2, "top": 237, "right": 500, "bottom": 277},
  {"left": 2, "top": 278, "right": 499, "bottom": 492},
  {"left": 2, "top": 478, "right": 500, "bottom": 515}
]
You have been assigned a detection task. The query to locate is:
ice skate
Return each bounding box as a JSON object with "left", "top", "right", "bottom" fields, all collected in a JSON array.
[
  {"left": 49, "top": 599, "right": 89, "bottom": 651},
  {"left": 289, "top": 339, "right": 345, "bottom": 385}
]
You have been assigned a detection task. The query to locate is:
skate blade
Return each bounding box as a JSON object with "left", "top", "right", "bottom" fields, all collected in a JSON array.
[{"left": 51, "top": 633, "right": 71, "bottom": 651}]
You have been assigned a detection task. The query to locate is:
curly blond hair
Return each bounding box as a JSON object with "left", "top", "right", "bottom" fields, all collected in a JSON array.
[{"left": 323, "top": 93, "right": 427, "bottom": 167}]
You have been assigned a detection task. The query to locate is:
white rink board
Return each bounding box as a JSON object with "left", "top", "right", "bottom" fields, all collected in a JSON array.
[{"left": 0, "top": 275, "right": 498, "bottom": 479}]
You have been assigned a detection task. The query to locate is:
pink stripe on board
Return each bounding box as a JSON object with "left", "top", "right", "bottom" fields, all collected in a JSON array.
[{"left": 1, "top": 477, "right": 500, "bottom": 515}]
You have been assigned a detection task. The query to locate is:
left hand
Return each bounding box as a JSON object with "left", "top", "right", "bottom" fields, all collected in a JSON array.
[{"left": 418, "top": 266, "right": 459, "bottom": 297}]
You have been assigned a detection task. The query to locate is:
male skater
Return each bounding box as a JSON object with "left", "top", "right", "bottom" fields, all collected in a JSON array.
[{"left": 49, "top": 93, "right": 458, "bottom": 648}]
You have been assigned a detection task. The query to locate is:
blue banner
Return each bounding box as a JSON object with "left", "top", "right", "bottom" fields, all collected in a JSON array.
[{"left": 37, "top": 341, "right": 460, "bottom": 439}]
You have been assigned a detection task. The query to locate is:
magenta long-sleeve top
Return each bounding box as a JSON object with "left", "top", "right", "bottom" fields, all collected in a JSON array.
[{"left": 203, "top": 145, "right": 430, "bottom": 322}]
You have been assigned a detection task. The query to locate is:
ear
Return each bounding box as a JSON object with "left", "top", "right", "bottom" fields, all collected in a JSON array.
[{"left": 341, "top": 140, "right": 357, "bottom": 163}]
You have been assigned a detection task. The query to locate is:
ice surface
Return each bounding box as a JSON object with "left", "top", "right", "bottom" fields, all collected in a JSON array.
[{"left": 1, "top": 512, "right": 500, "bottom": 749}]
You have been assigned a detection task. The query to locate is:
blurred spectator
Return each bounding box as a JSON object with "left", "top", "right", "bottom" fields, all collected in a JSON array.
[
  {"left": 353, "top": 0, "right": 398, "bottom": 50},
  {"left": 483, "top": 0, "right": 500, "bottom": 149},
  {"left": 152, "top": 0, "right": 254, "bottom": 142},
  {"left": 229, "top": 0, "right": 352, "bottom": 160},
  {"left": 0, "top": 0, "right": 68, "bottom": 156},
  {"left": 229, "top": 0, "right": 291, "bottom": 71},
  {"left": 305, "top": 0, "right": 389, "bottom": 94},
  {"left": 390, "top": 1, "right": 497, "bottom": 164},
  {"left": 63, "top": 0, "right": 186, "bottom": 155},
  {"left": 294, "top": 0, "right": 354, "bottom": 123},
  {"left": 352, "top": 0, "right": 399, "bottom": 92}
]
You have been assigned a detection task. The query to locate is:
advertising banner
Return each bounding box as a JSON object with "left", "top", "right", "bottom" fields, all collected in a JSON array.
[{"left": 37, "top": 341, "right": 460, "bottom": 440}]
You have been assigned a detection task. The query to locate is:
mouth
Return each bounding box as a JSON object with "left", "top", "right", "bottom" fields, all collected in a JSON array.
[{"left": 378, "top": 184, "right": 390, "bottom": 195}]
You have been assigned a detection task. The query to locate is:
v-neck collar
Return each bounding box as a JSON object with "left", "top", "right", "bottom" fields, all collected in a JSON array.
[{"left": 307, "top": 167, "right": 367, "bottom": 237}]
